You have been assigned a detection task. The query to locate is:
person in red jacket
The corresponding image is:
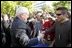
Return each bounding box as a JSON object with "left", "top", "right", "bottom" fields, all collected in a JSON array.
[{"left": 42, "top": 16, "right": 55, "bottom": 41}]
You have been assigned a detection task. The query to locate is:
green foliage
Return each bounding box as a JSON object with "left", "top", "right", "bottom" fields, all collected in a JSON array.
[
  {"left": 1, "top": 1, "right": 16, "bottom": 16},
  {"left": 42, "top": 4, "right": 54, "bottom": 13},
  {"left": 1, "top": 1, "right": 34, "bottom": 16},
  {"left": 53, "top": 1, "right": 71, "bottom": 10},
  {"left": 1, "top": 1, "right": 71, "bottom": 17}
]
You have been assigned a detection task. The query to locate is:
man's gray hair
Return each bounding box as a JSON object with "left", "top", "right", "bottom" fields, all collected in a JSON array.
[{"left": 16, "top": 6, "right": 29, "bottom": 16}]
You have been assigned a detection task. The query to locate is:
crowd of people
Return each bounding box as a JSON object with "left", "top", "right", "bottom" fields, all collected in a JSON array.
[{"left": 1, "top": 6, "right": 71, "bottom": 47}]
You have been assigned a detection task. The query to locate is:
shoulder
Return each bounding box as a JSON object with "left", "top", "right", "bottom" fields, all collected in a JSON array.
[
  {"left": 67, "top": 20, "right": 71, "bottom": 29},
  {"left": 65, "top": 20, "right": 71, "bottom": 27},
  {"left": 12, "top": 17, "right": 27, "bottom": 29}
]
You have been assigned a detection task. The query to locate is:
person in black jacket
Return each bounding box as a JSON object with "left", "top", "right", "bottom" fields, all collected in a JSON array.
[
  {"left": 45, "top": 7, "right": 71, "bottom": 47},
  {"left": 1, "top": 16, "right": 6, "bottom": 47},
  {"left": 55, "top": 7, "right": 71, "bottom": 47},
  {"left": 1, "top": 14, "right": 11, "bottom": 47}
]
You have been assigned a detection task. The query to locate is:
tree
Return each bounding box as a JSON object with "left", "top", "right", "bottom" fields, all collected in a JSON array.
[
  {"left": 42, "top": 4, "right": 54, "bottom": 13},
  {"left": 1, "top": 1, "right": 35, "bottom": 17},
  {"left": 53, "top": 1, "right": 71, "bottom": 10},
  {"left": 1, "top": 1, "right": 16, "bottom": 16}
]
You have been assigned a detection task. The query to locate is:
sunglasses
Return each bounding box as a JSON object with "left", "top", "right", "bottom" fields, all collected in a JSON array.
[{"left": 56, "top": 14, "right": 62, "bottom": 16}]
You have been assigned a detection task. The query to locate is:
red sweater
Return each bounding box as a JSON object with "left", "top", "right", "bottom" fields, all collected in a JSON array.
[{"left": 42, "top": 20, "right": 55, "bottom": 41}]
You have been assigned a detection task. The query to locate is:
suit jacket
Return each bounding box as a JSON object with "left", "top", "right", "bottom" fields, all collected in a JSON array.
[{"left": 11, "top": 17, "right": 30, "bottom": 47}]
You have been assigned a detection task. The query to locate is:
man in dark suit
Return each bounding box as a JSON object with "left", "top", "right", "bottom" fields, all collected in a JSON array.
[{"left": 11, "top": 6, "right": 31, "bottom": 47}]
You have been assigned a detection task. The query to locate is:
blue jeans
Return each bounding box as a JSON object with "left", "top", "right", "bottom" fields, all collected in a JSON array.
[
  {"left": 32, "top": 44, "right": 48, "bottom": 47},
  {"left": 27, "top": 38, "right": 42, "bottom": 47}
]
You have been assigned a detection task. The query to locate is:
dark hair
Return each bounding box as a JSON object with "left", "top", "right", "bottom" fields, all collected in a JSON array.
[
  {"left": 1, "top": 14, "right": 4, "bottom": 19},
  {"left": 7, "top": 14, "right": 10, "bottom": 18},
  {"left": 56, "top": 7, "right": 68, "bottom": 11}
]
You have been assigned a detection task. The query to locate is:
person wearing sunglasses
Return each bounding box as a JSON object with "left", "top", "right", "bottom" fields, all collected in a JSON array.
[
  {"left": 45, "top": 7, "right": 71, "bottom": 47},
  {"left": 55, "top": 7, "right": 71, "bottom": 47}
]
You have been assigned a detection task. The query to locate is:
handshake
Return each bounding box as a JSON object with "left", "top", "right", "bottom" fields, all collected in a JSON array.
[
  {"left": 16, "top": 32, "right": 30, "bottom": 46},
  {"left": 19, "top": 33, "right": 30, "bottom": 46},
  {"left": 37, "top": 30, "right": 45, "bottom": 41}
]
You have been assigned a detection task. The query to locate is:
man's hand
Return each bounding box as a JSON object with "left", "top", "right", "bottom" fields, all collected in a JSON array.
[
  {"left": 37, "top": 30, "right": 45, "bottom": 41},
  {"left": 2, "top": 33, "right": 6, "bottom": 45},
  {"left": 2, "top": 37, "right": 6, "bottom": 44},
  {"left": 67, "top": 44, "right": 71, "bottom": 47},
  {"left": 19, "top": 33, "right": 30, "bottom": 46},
  {"left": 49, "top": 39, "right": 55, "bottom": 47}
]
